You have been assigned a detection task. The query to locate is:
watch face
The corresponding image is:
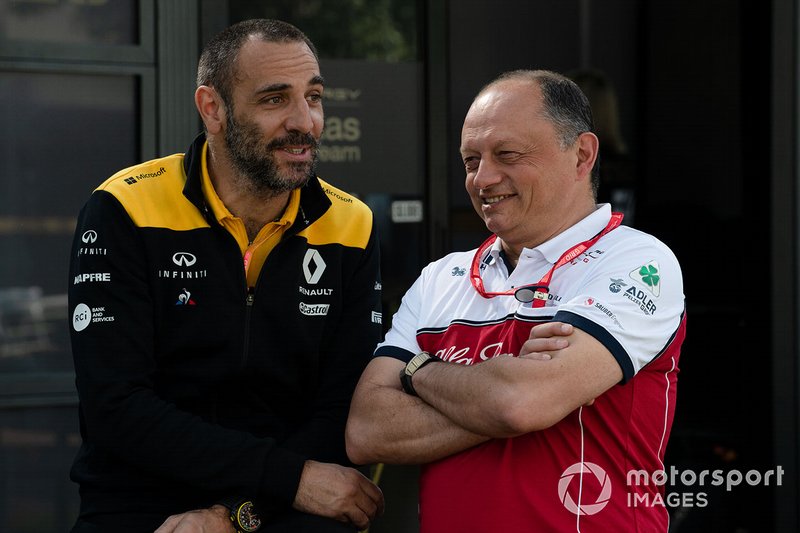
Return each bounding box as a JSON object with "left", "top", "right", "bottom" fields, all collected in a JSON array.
[{"left": 237, "top": 501, "right": 262, "bottom": 532}]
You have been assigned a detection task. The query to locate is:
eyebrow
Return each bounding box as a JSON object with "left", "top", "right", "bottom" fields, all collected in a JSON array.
[{"left": 255, "top": 75, "right": 325, "bottom": 95}]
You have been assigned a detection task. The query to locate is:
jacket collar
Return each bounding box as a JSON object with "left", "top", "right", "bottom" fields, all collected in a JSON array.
[{"left": 182, "top": 132, "right": 331, "bottom": 235}]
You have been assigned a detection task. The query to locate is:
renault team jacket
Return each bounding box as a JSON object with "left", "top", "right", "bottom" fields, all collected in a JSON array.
[{"left": 68, "top": 134, "right": 382, "bottom": 529}]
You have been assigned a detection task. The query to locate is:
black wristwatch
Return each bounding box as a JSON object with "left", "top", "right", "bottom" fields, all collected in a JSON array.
[
  {"left": 219, "top": 497, "right": 262, "bottom": 533},
  {"left": 399, "top": 351, "right": 441, "bottom": 396}
]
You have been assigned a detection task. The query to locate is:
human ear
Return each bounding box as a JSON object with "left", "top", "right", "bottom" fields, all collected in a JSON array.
[
  {"left": 575, "top": 131, "right": 599, "bottom": 181},
  {"left": 195, "top": 85, "right": 226, "bottom": 135}
]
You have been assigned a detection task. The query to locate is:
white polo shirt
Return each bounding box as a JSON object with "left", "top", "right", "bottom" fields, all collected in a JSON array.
[
  {"left": 376, "top": 204, "right": 687, "bottom": 532},
  {"left": 377, "top": 203, "right": 683, "bottom": 381}
]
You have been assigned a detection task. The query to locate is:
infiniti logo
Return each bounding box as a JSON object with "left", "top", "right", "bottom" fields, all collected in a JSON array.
[
  {"left": 82, "top": 230, "right": 98, "bottom": 243},
  {"left": 172, "top": 252, "right": 197, "bottom": 267}
]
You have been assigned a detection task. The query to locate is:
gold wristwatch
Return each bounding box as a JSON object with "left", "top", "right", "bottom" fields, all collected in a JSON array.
[{"left": 399, "top": 351, "right": 441, "bottom": 396}]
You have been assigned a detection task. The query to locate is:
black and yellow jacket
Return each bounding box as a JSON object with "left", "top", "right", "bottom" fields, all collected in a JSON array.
[{"left": 68, "top": 134, "right": 381, "bottom": 531}]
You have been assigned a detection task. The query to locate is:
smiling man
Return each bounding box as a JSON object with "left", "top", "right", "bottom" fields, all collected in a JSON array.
[
  {"left": 68, "top": 19, "right": 383, "bottom": 533},
  {"left": 346, "top": 70, "right": 686, "bottom": 532}
]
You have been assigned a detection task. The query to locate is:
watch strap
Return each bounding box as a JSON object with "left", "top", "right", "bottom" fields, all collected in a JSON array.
[{"left": 400, "top": 351, "right": 441, "bottom": 396}]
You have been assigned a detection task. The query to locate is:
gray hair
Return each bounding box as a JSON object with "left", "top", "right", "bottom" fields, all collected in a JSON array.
[
  {"left": 481, "top": 69, "right": 599, "bottom": 195},
  {"left": 197, "top": 19, "right": 318, "bottom": 109}
]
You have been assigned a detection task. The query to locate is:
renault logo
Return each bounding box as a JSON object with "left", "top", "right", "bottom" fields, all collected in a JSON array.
[
  {"left": 172, "top": 252, "right": 197, "bottom": 267},
  {"left": 302, "top": 249, "right": 326, "bottom": 284},
  {"left": 81, "top": 230, "right": 98, "bottom": 244}
]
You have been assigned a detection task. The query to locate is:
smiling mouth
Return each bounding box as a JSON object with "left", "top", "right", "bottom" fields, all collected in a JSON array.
[
  {"left": 283, "top": 146, "right": 309, "bottom": 155},
  {"left": 482, "top": 194, "right": 513, "bottom": 205}
]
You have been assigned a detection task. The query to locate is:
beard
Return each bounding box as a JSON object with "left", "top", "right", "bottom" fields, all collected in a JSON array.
[{"left": 224, "top": 110, "right": 319, "bottom": 197}]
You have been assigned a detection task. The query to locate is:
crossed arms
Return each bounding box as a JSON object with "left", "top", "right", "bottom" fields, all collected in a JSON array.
[{"left": 346, "top": 322, "right": 623, "bottom": 466}]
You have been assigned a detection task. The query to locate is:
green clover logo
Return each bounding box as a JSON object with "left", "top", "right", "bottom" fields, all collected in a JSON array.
[{"left": 638, "top": 265, "right": 659, "bottom": 287}]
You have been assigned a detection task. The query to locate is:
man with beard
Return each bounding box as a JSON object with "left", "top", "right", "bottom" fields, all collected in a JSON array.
[{"left": 68, "top": 19, "right": 383, "bottom": 533}]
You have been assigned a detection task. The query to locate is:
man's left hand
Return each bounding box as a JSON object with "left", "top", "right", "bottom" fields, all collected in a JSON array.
[{"left": 154, "top": 505, "right": 233, "bottom": 533}]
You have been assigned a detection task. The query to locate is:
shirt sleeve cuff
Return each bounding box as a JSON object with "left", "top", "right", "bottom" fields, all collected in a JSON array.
[
  {"left": 257, "top": 446, "right": 307, "bottom": 512},
  {"left": 373, "top": 345, "right": 416, "bottom": 364},
  {"left": 553, "top": 310, "right": 635, "bottom": 383}
]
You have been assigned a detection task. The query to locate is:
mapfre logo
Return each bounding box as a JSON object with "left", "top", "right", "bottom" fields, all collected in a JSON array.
[
  {"left": 558, "top": 462, "right": 613, "bottom": 516},
  {"left": 302, "top": 249, "right": 326, "bottom": 284},
  {"left": 172, "top": 252, "right": 197, "bottom": 267}
]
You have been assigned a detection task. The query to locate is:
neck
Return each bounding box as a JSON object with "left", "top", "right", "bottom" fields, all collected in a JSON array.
[
  {"left": 499, "top": 201, "right": 597, "bottom": 264},
  {"left": 207, "top": 145, "right": 292, "bottom": 241}
]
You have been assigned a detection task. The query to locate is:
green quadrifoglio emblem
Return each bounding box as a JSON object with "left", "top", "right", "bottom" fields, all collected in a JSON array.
[
  {"left": 629, "top": 260, "right": 661, "bottom": 297},
  {"left": 638, "top": 264, "right": 660, "bottom": 288}
]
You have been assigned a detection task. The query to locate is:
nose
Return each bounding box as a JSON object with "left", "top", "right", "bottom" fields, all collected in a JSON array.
[
  {"left": 285, "top": 98, "right": 315, "bottom": 134},
  {"left": 471, "top": 158, "right": 503, "bottom": 190}
]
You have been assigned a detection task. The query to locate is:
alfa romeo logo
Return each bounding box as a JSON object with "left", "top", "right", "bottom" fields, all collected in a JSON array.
[
  {"left": 558, "top": 462, "right": 612, "bottom": 516},
  {"left": 629, "top": 260, "right": 661, "bottom": 297}
]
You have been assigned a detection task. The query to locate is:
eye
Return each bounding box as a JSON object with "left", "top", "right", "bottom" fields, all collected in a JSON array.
[
  {"left": 307, "top": 93, "right": 323, "bottom": 104},
  {"left": 498, "top": 150, "right": 520, "bottom": 160},
  {"left": 261, "top": 95, "right": 284, "bottom": 105},
  {"left": 463, "top": 156, "right": 479, "bottom": 172}
]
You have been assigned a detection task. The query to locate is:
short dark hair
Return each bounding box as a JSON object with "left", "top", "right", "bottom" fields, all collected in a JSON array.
[
  {"left": 482, "top": 70, "right": 599, "bottom": 196},
  {"left": 197, "top": 19, "right": 318, "bottom": 109}
]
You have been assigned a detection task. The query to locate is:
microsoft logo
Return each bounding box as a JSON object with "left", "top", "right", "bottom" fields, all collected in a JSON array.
[{"left": 124, "top": 177, "right": 137, "bottom": 185}]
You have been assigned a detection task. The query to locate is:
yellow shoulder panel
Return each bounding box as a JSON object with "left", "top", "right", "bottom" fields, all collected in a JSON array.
[
  {"left": 301, "top": 179, "right": 373, "bottom": 249},
  {"left": 96, "top": 154, "right": 209, "bottom": 230}
]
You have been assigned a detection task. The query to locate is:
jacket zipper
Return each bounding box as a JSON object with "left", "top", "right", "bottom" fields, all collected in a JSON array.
[
  {"left": 239, "top": 207, "right": 310, "bottom": 368},
  {"left": 242, "top": 286, "right": 255, "bottom": 367}
]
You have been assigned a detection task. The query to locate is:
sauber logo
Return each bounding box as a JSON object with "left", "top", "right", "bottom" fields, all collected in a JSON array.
[
  {"left": 172, "top": 252, "right": 197, "bottom": 267},
  {"left": 81, "top": 230, "right": 98, "bottom": 243},
  {"left": 302, "top": 249, "right": 326, "bottom": 284}
]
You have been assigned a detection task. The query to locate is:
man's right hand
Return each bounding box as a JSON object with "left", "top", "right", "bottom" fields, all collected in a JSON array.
[
  {"left": 519, "top": 322, "right": 596, "bottom": 406},
  {"left": 292, "top": 460, "right": 384, "bottom": 530},
  {"left": 519, "top": 322, "right": 573, "bottom": 360}
]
